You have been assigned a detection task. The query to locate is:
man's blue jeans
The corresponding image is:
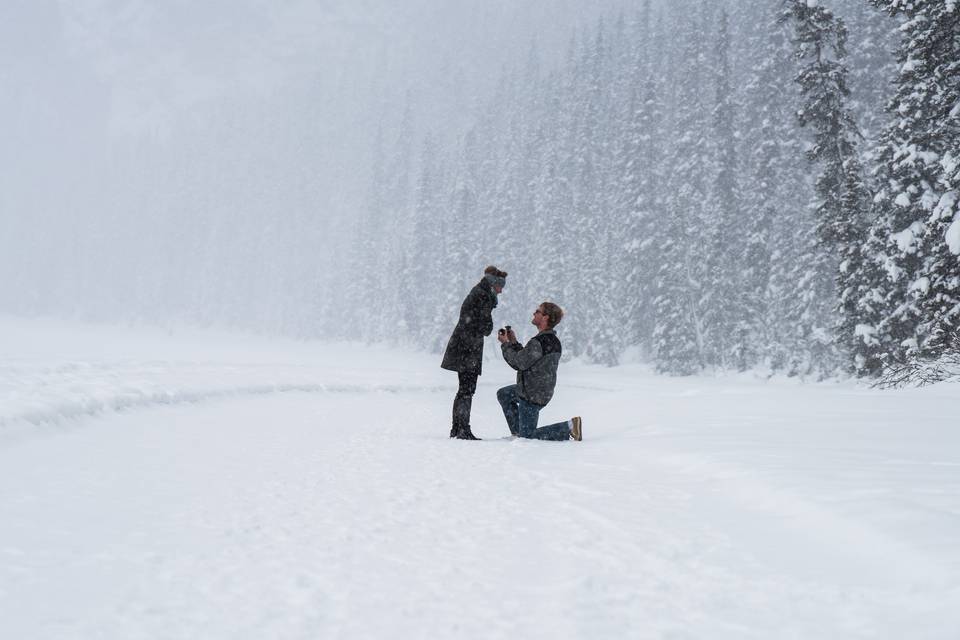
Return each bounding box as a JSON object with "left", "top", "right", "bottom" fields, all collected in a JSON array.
[{"left": 496, "top": 385, "right": 571, "bottom": 441}]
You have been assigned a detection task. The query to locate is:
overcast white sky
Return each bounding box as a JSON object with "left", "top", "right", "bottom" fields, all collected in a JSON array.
[
  {"left": 4, "top": 0, "right": 624, "bottom": 135},
  {"left": 0, "top": 0, "right": 626, "bottom": 243}
]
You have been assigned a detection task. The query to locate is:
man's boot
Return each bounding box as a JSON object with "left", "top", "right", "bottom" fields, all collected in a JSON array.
[{"left": 570, "top": 416, "right": 582, "bottom": 441}]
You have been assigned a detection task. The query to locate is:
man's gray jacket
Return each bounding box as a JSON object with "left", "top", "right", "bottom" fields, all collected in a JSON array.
[{"left": 501, "top": 329, "right": 562, "bottom": 406}]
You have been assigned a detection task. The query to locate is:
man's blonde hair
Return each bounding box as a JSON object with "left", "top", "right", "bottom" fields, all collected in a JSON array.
[{"left": 540, "top": 302, "right": 564, "bottom": 329}]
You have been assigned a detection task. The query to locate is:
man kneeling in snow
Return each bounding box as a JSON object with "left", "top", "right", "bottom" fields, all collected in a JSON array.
[{"left": 496, "top": 302, "right": 582, "bottom": 441}]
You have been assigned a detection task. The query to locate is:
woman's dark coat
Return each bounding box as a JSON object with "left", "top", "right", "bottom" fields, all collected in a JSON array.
[{"left": 440, "top": 278, "right": 497, "bottom": 375}]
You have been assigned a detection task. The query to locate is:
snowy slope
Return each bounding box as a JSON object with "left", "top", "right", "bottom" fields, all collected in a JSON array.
[{"left": 1, "top": 317, "right": 958, "bottom": 639}]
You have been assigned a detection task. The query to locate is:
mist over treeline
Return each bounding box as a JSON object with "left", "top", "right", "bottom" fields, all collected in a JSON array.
[
  {"left": 0, "top": 0, "right": 621, "bottom": 330},
  {"left": 2, "top": 1, "right": 958, "bottom": 378}
]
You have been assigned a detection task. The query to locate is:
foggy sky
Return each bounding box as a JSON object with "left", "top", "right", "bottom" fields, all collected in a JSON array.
[{"left": 1, "top": 0, "right": 627, "bottom": 320}]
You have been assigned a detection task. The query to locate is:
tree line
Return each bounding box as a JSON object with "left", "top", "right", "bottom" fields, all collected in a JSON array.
[
  {"left": 2, "top": 1, "right": 955, "bottom": 381},
  {"left": 351, "top": 0, "right": 959, "bottom": 378}
]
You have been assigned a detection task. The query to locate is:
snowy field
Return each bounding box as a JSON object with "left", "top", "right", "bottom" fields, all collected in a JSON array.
[{"left": 1, "top": 316, "right": 958, "bottom": 639}]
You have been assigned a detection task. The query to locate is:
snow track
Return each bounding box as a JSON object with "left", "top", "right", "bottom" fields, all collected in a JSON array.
[
  {"left": 1, "top": 319, "right": 958, "bottom": 638},
  {"left": 1, "top": 371, "right": 445, "bottom": 432}
]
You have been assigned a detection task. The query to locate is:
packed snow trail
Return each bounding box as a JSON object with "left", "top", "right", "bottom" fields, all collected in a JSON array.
[{"left": 1, "top": 319, "right": 959, "bottom": 639}]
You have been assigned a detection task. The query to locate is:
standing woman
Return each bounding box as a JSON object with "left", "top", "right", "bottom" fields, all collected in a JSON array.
[{"left": 441, "top": 265, "right": 507, "bottom": 440}]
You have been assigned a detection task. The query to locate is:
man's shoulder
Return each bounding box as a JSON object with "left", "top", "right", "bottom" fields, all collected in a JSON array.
[{"left": 533, "top": 331, "right": 562, "bottom": 356}]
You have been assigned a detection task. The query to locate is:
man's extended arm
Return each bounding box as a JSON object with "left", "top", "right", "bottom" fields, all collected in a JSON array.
[{"left": 501, "top": 337, "right": 544, "bottom": 371}]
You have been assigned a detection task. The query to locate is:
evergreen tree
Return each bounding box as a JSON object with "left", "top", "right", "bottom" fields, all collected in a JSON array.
[
  {"left": 784, "top": 0, "right": 873, "bottom": 376},
  {"left": 738, "top": 8, "right": 787, "bottom": 370},
  {"left": 614, "top": 0, "right": 662, "bottom": 355},
  {"left": 868, "top": 0, "right": 960, "bottom": 361},
  {"left": 739, "top": 5, "right": 817, "bottom": 374},
  {"left": 405, "top": 134, "right": 444, "bottom": 347},
  {"left": 836, "top": 0, "right": 899, "bottom": 146},
  {"left": 702, "top": 7, "right": 743, "bottom": 369},
  {"left": 534, "top": 70, "right": 576, "bottom": 309},
  {"left": 653, "top": 7, "right": 709, "bottom": 374},
  {"left": 577, "top": 22, "right": 621, "bottom": 365}
]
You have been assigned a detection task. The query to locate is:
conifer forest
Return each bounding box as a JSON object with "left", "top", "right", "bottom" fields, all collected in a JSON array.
[{"left": 2, "top": 0, "right": 958, "bottom": 379}]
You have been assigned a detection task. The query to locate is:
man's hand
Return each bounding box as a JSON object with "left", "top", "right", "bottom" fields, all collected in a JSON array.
[
  {"left": 497, "top": 329, "right": 509, "bottom": 344},
  {"left": 506, "top": 328, "right": 517, "bottom": 343}
]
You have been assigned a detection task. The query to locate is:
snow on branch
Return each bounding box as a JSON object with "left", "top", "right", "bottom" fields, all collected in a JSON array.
[{"left": 873, "top": 335, "right": 960, "bottom": 389}]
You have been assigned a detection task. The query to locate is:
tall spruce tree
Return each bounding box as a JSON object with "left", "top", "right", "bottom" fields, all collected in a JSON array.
[
  {"left": 738, "top": 6, "right": 793, "bottom": 370},
  {"left": 405, "top": 134, "right": 445, "bottom": 347},
  {"left": 617, "top": 0, "right": 662, "bottom": 354},
  {"left": 653, "top": 6, "right": 710, "bottom": 374},
  {"left": 785, "top": 0, "right": 872, "bottom": 376},
  {"left": 703, "top": 7, "right": 743, "bottom": 369},
  {"left": 536, "top": 69, "right": 576, "bottom": 309},
  {"left": 837, "top": 0, "right": 899, "bottom": 147},
  {"left": 586, "top": 23, "right": 621, "bottom": 366},
  {"left": 868, "top": 0, "right": 960, "bottom": 360}
]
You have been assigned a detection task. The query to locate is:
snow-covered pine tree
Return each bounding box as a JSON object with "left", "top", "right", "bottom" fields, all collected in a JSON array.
[
  {"left": 436, "top": 129, "right": 485, "bottom": 344},
  {"left": 653, "top": 5, "right": 709, "bottom": 375},
  {"left": 567, "top": 22, "right": 620, "bottom": 365},
  {"left": 448, "top": 129, "right": 482, "bottom": 280},
  {"left": 616, "top": 0, "right": 663, "bottom": 354},
  {"left": 836, "top": 0, "right": 899, "bottom": 147},
  {"left": 738, "top": 4, "right": 817, "bottom": 374},
  {"left": 606, "top": 11, "right": 637, "bottom": 353},
  {"left": 533, "top": 69, "right": 576, "bottom": 312},
  {"left": 868, "top": 0, "right": 960, "bottom": 361},
  {"left": 784, "top": 0, "right": 872, "bottom": 376},
  {"left": 406, "top": 134, "right": 446, "bottom": 348},
  {"left": 490, "top": 112, "right": 525, "bottom": 291},
  {"left": 524, "top": 49, "right": 570, "bottom": 311},
  {"left": 702, "top": 7, "right": 744, "bottom": 369}
]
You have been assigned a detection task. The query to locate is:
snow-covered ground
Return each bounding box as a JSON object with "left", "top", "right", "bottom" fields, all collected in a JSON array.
[{"left": 1, "top": 316, "right": 958, "bottom": 639}]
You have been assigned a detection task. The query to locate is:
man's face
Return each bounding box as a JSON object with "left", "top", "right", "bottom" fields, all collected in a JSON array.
[
  {"left": 493, "top": 284, "right": 503, "bottom": 294},
  {"left": 532, "top": 306, "right": 545, "bottom": 327}
]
